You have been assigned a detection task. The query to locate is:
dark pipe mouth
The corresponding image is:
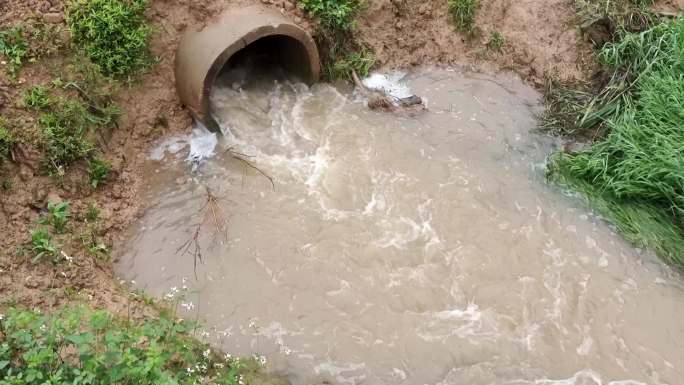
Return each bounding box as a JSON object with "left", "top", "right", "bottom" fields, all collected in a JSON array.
[
  {"left": 174, "top": 5, "right": 320, "bottom": 130},
  {"left": 217, "top": 35, "right": 315, "bottom": 83}
]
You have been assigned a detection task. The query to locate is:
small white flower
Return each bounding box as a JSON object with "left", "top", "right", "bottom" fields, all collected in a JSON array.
[
  {"left": 224, "top": 353, "right": 233, "bottom": 361},
  {"left": 214, "top": 363, "right": 224, "bottom": 369},
  {"left": 40, "top": 324, "right": 47, "bottom": 332},
  {"left": 181, "top": 302, "right": 195, "bottom": 310},
  {"left": 199, "top": 330, "right": 210, "bottom": 338},
  {"left": 202, "top": 349, "right": 211, "bottom": 358},
  {"left": 0, "top": 314, "right": 5, "bottom": 321},
  {"left": 186, "top": 367, "right": 194, "bottom": 374}
]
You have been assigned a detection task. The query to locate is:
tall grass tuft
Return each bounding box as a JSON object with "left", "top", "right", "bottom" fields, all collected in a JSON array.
[
  {"left": 548, "top": 16, "right": 684, "bottom": 266},
  {"left": 447, "top": 0, "right": 478, "bottom": 34}
]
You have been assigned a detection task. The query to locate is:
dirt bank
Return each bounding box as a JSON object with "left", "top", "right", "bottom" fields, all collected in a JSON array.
[{"left": 1, "top": 0, "right": 681, "bottom": 322}]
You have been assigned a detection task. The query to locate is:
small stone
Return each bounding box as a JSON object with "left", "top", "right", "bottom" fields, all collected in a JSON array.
[
  {"left": 42, "top": 12, "right": 64, "bottom": 23},
  {"left": 294, "top": 16, "right": 303, "bottom": 23}
]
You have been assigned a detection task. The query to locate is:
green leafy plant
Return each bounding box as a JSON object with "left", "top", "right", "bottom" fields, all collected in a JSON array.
[
  {"left": 448, "top": 0, "right": 478, "bottom": 34},
  {"left": 325, "top": 49, "right": 376, "bottom": 80},
  {"left": 487, "top": 31, "right": 505, "bottom": 52},
  {"left": 29, "top": 228, "right": 58, "bottom": 263},
  {"left": 22, "top": 85, "right": 52, "bottom": 110},
  {"left": 298, "top": 0, "right": 362, "bottom": 31},
  {"left": 88, "top": 157, "right": 111, "bottom": 188},
  {"left": 0, "top": 27, "right": 28, "bottom": 76},
  {"left": 0, "top": 306, "right": 246, "bottom": 385},
  {"left": 40, "top": 201, "right": 71, "bottom": 233},
  {"left": 547, "top": 16, "right": 684, "bottom": 266},
  {"left": 66, "top": 0, "right": 152, "bottom": 77}
]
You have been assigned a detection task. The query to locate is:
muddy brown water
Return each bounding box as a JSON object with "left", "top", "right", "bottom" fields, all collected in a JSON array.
[{"left": 117, "top": 67, "right": 684, "bottom": 385}]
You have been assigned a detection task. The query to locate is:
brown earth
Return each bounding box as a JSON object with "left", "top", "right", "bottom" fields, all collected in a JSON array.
[{"left": 0, "top": 0, "right": 681, "bottom": 318}]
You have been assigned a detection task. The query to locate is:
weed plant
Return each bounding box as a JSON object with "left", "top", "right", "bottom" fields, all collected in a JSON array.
[
  {"left": 0, "top": 27, "right": 28, "bottom": 76},
  {"left": 40, "top": 201, "right": 71, "bottom": 233},
  {"left": 487, "top": 31, "right": 505, "bottom": 52},
  {"left": 448, "top": 0, "right": 478, "bottom": 34},
  {"left": 66, "top": 0, "right": 151, "bottom": 77},
  {"left": 30, "top": 228, "right": 58, "bottom": 263},
  {"left": 0, "top": 306, "right": 246, "bottom": 385},
  {"left": 548, "top": 16, "right": 684, "bottom": 266},
  {"left": 23, "top": 86, "right": 52, "bottom": 110},
  {"left": 88, "top": 157, "right": 111, "bottom": 188}
]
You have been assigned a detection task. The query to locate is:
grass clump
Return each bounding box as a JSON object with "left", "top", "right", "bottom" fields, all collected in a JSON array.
[
  {"left": 547, "top": 16, "right": 684, "bottom": 266},
  {"left": 325, "top": 49, "right": 376, "bottom": 80},
  {"left": 40, "top": 99, "right": 96, "bottom": 173},
  {"left": 448, "top": 0, "right": 478, "bottom": 34},
  {"left": 66, "top": 0, "right": 152, "bottom": 78},
  {"left": 487, "top": 31, "right": 505, "bottom": 52},
  {"left": 575, "top": 0, "right": 657, "bottom": 37},
  {"left": 0, "top": 306, "right": 247, "bottom": 385},
  {"left": 23, "top": 85, "right": 52, "bottom": 110},
  {"left": 298, "top": 0, "right": 362, "bottom": 31},
  {"left": 39, "top": 96, "right": 119, "bottom": 174},
  {"left": 0, "top": 27, "right": 28, "bottom": 76}
]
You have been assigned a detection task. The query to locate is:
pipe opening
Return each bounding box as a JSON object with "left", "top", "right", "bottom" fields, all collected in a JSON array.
[
  {"left": 218, "top": 35, "right": 315, "bottom": 83},
  {"left": 174, "top": 5, "right": 320, "bottom": 127}
]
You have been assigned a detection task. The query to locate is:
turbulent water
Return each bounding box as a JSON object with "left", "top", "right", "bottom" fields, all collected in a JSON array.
[{"left": 117, "top": 67, "right": 684, "bottom": 385}]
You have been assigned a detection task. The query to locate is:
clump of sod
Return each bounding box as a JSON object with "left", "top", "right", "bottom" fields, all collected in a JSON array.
[
  {"left": 66, "top": 0, "right": 151, "bottom": 78},
  {"left": 547, "top": 16, "right": 684, "bottom": 266}
]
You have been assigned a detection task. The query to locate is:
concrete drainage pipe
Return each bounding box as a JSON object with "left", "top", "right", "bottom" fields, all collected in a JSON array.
[{"left": 175, "top": 5, "right": 320, "bottom": 128}]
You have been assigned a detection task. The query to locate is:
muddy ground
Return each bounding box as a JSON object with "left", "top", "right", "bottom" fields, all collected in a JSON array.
[{"left": 0, "top": 0, "right": 681, "bottom": 319}]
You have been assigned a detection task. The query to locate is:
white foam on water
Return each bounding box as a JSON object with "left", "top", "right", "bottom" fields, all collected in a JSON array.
[
  {"left": 415, "top": 302, "right": 499, "bottom": 342},
  {"left": 507, "top": 370, "right": 647, "bottom": 385},
  {"left": 186, "top": 123, "right": 218, "bottom": 164},
  {"left": 148, "top": 136, "right": 187, "bottom": 160},
  {"left": 362, "top": 72, "right": 413, "bottom": 99},
  {"left": 313, "top": 361, "right": 366, "bottom": 385}
]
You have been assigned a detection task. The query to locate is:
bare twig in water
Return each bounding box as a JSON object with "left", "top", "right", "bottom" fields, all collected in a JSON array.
[
  {"left": 176, "top": 187, "right": 228, "bottom": 279},
  {"left": 225, "top": 147, "right": 275, "bottom": 191}
]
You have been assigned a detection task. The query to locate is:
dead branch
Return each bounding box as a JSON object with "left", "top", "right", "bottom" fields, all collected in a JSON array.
[
  {"left": 225, "top": 148, "right": 275, "bottom": 191},
  {"left": 176, "top": 187, "right": 228, "bottom": 280}
]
